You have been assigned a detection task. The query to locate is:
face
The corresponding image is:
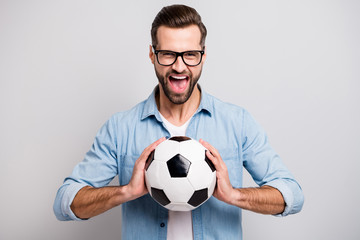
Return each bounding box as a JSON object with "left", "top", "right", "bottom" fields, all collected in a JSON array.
[{"left": 150, "top": 25, "right": 206, "bottom": 105}]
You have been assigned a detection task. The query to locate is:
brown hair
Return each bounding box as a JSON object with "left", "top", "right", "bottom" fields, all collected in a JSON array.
[{"left": 151, "top": 4, "right": 207, "bottom": 48}]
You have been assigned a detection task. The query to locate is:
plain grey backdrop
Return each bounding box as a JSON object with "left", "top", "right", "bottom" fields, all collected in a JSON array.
[{"left": 1, "top": 0, "right": 359, "bottom": 239}]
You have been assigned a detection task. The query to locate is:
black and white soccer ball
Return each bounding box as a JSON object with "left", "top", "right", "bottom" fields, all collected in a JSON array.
[{"left": 145, "top": 136, "right": 216, "bottom": 211}]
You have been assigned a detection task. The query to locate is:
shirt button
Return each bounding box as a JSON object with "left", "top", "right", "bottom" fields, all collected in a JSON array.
[{"left": 160, "top": 222, "right": 165, "bottom": 227}]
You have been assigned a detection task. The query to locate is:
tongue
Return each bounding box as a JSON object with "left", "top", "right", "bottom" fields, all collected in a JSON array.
[{"left": 170, "top": 77, "right": 188, "bottom": 93}]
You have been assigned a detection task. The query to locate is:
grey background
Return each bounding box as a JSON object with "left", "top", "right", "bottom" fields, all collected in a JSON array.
[{"left": 1, "top": 0, "right": 359, "bottom": 239}]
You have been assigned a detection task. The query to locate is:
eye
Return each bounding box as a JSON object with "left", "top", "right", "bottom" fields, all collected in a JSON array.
[
  {"left": 184, "top": 51, "right": 200, "bottom": 58},
  {"left": 159, "top": 51, "right": 176, "bottom": 58}
]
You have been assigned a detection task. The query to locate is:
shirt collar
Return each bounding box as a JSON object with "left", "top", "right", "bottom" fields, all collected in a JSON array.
[{"left": 140, "top": 84, "right": 213, "bottom": 121}]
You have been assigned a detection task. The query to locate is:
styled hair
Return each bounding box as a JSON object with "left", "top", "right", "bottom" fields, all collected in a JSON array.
[{"left": 151, "top": 4, "right": 207, "bottom": 48}]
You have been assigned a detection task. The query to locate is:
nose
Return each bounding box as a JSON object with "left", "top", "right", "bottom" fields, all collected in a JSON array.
[{"left": 172, "top": 56, "right": 187, "bottom": 73}]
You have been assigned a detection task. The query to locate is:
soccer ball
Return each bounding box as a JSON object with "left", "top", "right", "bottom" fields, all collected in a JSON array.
[{"left": 145, "top": 136, "right": 216, "bottom": 211}]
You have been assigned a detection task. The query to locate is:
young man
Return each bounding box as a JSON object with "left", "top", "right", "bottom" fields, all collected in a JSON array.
[{"left": 54, "top": 4, "right": 304, "bottom": 240}]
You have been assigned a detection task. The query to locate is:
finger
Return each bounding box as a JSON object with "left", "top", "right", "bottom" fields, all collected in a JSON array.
[
  {"left": 150, "top": 137, "right": 166, "bottom": 151},
  {"left": 201, "top": 139, "right": 228, "bottom": 172},
  {"left": 200, "top": 139, "right": 217, "bottom": 164},
  {"left": 199, "top": 138, "right": 209, "bottom": 151},
  {"left": 139, "top": 137, "right": 166, "bottom": 161},
  {"left": 146, "top": 137, "right": 166, "bottom": 154},
  {"left": 140, "top": 137, "right": 166, "bottom": 168},
  {"left": 200, "top": 139, "right": 220, "bottom": 158},
  {"left": 144, "top": 137, "right": 166, "bottom": 161},
  {"left": 205, "top": 148, "right": 221, "bottom": 169}
]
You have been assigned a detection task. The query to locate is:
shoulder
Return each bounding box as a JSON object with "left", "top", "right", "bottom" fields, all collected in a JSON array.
[
  {"left": 202, "top": 91, "right": 261, "bottom": 136},
  {"left": 204, "top": 91, "right": 247, "bottom": 118},
  {"left": 108, "top": 100, "right": 147, "bottom": 125}
]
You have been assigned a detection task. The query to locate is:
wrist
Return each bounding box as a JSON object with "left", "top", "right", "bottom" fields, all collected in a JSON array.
[
  {"left": 229, "top": 187, "right": 242, "bottom": 206},
  {"left": 121, "top": 184, "right": 146, "bottom": 202},
  {"left": 119, "top": 185, "right": 134, "bottom": 202}
]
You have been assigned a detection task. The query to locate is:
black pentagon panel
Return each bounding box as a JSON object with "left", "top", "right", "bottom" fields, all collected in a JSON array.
[
  {"left": 145, "top": 150, "right": 155, "bottom": 171},
  {"left": 169, "top": 136, "right": 191, "bottom": 142},
  {"left": 167, "top": 154, "right": 191, "bottom": 177},
  {"left": 187, "top": 188, "right": 208, "bottom": 207},
  {"left": 151, "top": 187, "right": 171, "bottom": 206},
  {"left": 205, "top": 151, "right": 216, "bottom": 172}
]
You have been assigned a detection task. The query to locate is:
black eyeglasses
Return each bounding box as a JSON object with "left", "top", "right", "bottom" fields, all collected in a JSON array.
[{"left": 153, "top": 47, "right": 205, "bottom": 66}]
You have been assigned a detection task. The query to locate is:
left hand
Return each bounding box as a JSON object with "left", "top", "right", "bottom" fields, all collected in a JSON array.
[
  {"left": 127, "top": 137, "right": 166, "bottom": 200},
  {"left": 199, "top": 139, "right": 236, "bottom": 204}
]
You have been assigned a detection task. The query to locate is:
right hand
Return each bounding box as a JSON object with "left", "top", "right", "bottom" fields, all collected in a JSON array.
[{"left": 126, "top": 137, "right": 166, "bottom": 200}]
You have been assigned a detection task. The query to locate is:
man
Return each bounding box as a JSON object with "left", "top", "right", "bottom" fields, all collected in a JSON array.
[{"left": 54, "top": 4, "right": 304, "bottom": 240}]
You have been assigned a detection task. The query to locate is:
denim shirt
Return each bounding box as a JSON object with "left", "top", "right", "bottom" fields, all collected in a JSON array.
[{"left": 54, "top": 86, "right": 304, "bottom": 240}]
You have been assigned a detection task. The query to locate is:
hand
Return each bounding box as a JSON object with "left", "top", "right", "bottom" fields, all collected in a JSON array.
[
  {"left": 127, "top": 137, "right": 166, "bottom": 200},
  {"left": 199, "top": 139, "right": 235, "bottom": 204}
]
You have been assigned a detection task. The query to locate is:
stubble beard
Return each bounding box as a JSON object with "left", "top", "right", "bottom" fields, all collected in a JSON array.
[{"left": 155, "top": 67, "right": 202, "bottom": 105}]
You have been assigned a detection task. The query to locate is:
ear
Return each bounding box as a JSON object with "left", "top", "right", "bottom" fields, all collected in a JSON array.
[
  {"left": 202, "top": 46, "right": 207, "bottom": 63},
  {"left": 149, "top": 45, "right": 155, "bottom": 64}
]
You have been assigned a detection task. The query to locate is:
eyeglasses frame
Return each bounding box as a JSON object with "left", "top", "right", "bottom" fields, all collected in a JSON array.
[{"left": 153, "top": 47, "right": 205, "bottom": 67}]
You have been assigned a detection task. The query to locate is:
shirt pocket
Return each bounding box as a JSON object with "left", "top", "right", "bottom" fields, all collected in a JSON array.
[
  {"left": 218, "top": 147, "right": 242, "bottom": 188},
  {"left": 119, "top": 154, "right": 138, "bottom": 185}
]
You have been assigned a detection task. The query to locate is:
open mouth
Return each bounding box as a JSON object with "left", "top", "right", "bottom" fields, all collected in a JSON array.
[{"left": 168, "top": 75, "right": 189, "bottom": 93}]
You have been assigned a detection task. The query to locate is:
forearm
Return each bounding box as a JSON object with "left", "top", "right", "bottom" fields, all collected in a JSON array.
[
  {"left": 70, "top": 185, "right": 133, "bottom": 219},
  {"left": 230, "top": 185, "right": 285, "bottom": 215}
]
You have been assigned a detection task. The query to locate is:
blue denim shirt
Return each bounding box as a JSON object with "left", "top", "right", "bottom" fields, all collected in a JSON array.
[{"left": 54, "top": 86, "right": 304, "bottom": 240}]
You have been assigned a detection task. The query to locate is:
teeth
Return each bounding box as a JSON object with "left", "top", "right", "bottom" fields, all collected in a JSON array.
[{"left": 171, "top": 76, "right": 187, "bottom": 80}]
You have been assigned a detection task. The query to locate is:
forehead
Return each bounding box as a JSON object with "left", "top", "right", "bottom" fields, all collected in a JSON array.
[{"left": 156, "top": 25, "right": 202, "bottom": 51}]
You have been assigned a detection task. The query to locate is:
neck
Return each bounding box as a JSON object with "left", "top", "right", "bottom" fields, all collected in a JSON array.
[{"left": 156, "top": 85, "right": 201, "bottom": 127}]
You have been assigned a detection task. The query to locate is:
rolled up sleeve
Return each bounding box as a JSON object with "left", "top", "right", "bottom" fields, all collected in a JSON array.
[
  {"left": 265, "top": 178, "right": 304, "bottom": 216},
  {"left": 53, "top": 182, "right": 89, "bottom": 221},
  {"left": 53, "top": 116, "right": 118, "bottom": 221},
  {"left": 241, "top": 110, "right": 304, "bottom": 216}
]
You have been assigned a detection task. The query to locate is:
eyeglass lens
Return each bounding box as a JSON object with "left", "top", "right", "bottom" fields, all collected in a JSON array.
[{"left": 157, "top": 51, "right": 202, "bottom": 66}]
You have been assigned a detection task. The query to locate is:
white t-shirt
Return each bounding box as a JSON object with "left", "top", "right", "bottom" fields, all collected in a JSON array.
[{"left": 159, "top": 113, "right": 193, "bottom": 240}]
